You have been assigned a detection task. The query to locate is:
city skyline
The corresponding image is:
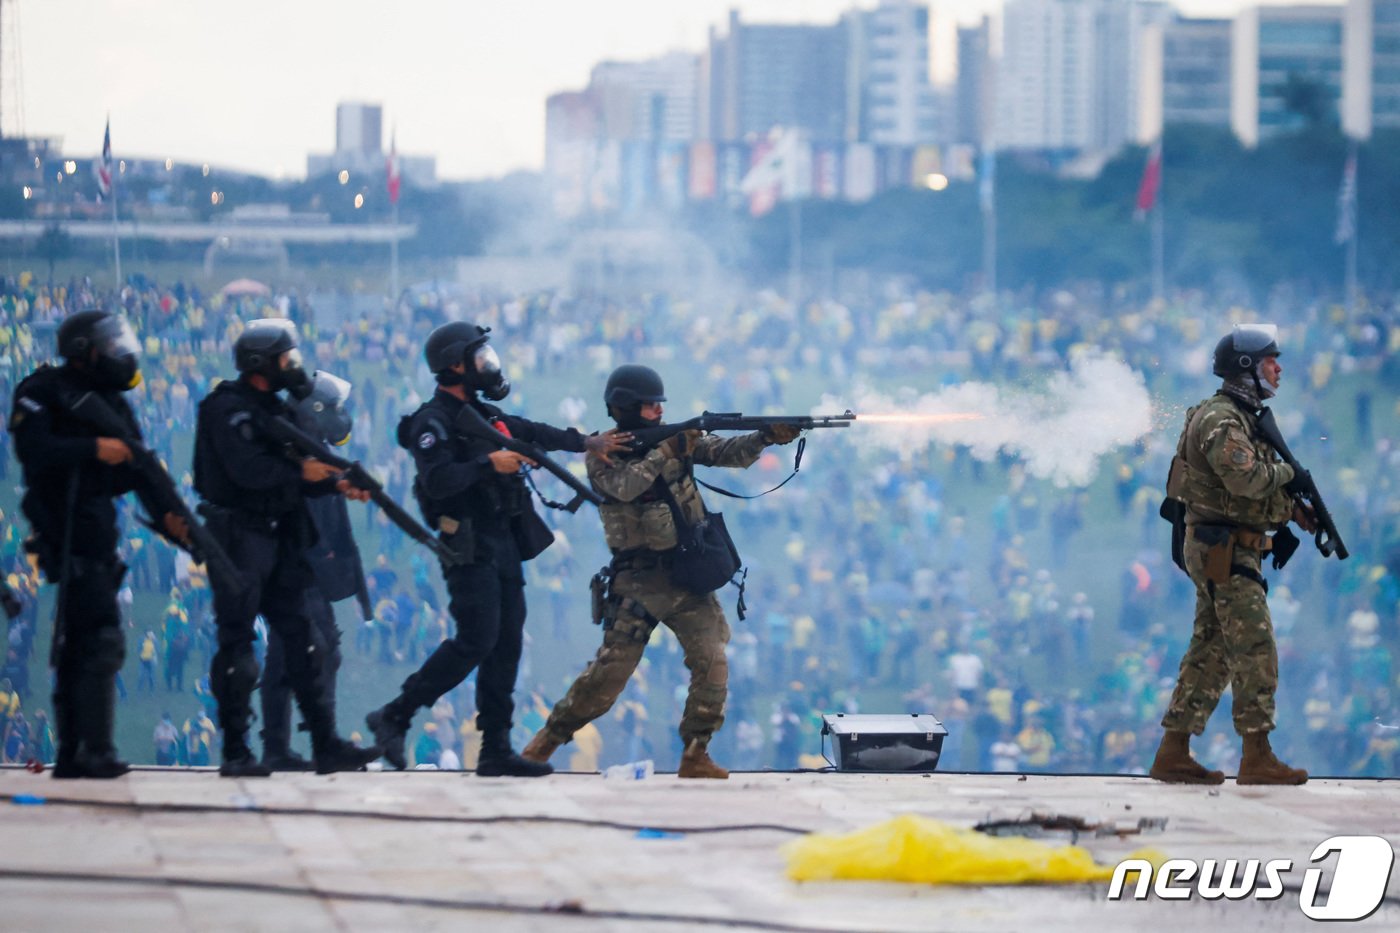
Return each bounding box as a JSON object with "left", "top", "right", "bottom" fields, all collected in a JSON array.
[{"left": 9, "top": 0, "right": 1330, "bottom": 181}]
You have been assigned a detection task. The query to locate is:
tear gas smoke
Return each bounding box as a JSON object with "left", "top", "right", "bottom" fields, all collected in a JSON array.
[{"left": 823, "top": 355, "right": 1154, "bottom": 488}]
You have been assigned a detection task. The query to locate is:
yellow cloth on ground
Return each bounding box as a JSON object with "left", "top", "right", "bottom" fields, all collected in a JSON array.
[{"left": 784, "top": 814, "right": 1159, "bottom": 886}]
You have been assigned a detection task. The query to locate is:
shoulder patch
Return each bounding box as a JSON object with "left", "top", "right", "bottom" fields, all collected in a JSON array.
[
  {"left": 1223, "top": 438, "right": 1255, "bottom": 469},
  {"left": 417, "top": 432, "right": 437, "bottom": 450}
]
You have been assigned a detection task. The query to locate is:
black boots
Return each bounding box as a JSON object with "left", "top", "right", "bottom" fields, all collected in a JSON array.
[
  {"left": 313, "top": 737, "right": 382, "bottom": 775},
  {"left": 477, "top": 731, "right": 553, "bottom": 777},
  {"left": 366, "top": 703, "right": 413, "bottom": 771},
  {"left": 261, "top": 747, "right": 315, "bottom": 772}
]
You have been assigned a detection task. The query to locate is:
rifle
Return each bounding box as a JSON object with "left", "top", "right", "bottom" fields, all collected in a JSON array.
[
  {"left": 259, "top": 414, "right": 467, "bottom": 567},
  {"left": 627, "top": 410, "right": 857, "bottom": 451},
  {"left": 452, "top": 403, "right": 604, "bottom": 513},
  {"left": 64, "top": 391, "right": 247, "bottom": 595},
  {"left": 1256, "top": 407, "right": 1349, "bottom": 561}
]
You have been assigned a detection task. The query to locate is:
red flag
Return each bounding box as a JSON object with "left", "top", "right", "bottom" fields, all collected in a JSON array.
[
  {"left": 96, "top": 118, "right": 113, "bottom": 199},
  {"left": 386, "top": 132, "right": 401, "bottom": 205},
  {"left": 1134, "top": 143, "right": 1161, "bottom": 219}
]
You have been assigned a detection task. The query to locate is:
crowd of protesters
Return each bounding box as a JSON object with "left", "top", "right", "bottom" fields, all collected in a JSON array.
[{"left": 0, "top": 269, "right": 1396, "bottom": 777}]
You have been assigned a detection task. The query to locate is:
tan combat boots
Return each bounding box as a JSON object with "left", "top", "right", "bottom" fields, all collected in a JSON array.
[
  {"left": 1236, "top": 732, "right": 1308, "bottom": 785},
  {"left": 678, "top": 739, "right": 729, "bottom": 779},
  {"left": 1148, "top": 729, "right": 1225, "bottom": 784}
]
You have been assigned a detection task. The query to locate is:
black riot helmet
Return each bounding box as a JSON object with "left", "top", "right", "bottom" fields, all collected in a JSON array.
[
  {"left": 424, "top": 321, "right": 509, "bottom": 400},
  {"left": 604, "top": 364, "right": 666, "bottom": 428},
  {"left": 1212, "top": 324, "right": 1281, "bottom": 378},
  {"left": 292, "top": 371, "right": 354, "bottom": 446},
  {"left": 234, "top": 318, "right": 312, "bottom": 399},
  {"left": 604, "top": 364, "right": 666, "bottom": 409},
  {"left": 57, "top": 309, "right": 143, "bottom": 391}
]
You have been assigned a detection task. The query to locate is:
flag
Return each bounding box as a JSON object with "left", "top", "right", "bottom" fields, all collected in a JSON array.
[
  {"left": 1334, "top": 146, "right": 1357, "bottom": 245},
  {"left": 1134, "top": 142, "right": 1161, "bottom": 220},
  {"left": 96, "top": 118, "right": 113, "bottom": 200},
  {"left": 386, "top": 132, "right": 401, "bottom": 205}
]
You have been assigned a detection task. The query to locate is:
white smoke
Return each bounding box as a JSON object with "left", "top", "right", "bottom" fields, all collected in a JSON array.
[{"left": 822, "top": 355, "right": 1154, "bottom": 488}]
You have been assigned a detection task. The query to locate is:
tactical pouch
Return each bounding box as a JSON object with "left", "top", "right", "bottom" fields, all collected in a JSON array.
[
  {"left": 513, "top": 507, "right": 555, "bottom": 561},
  {"left": 658, "top": 476, "right": 741, "bottom": 595},
  {"left": 442, "top": 516, "right": 475, "bottom": 564},
  {"left": 1271, "top": 525, "right": 1301, "bottom": 570},
  {"left": 1194, "top": 524, "right": 1234, "bottom": 586}
]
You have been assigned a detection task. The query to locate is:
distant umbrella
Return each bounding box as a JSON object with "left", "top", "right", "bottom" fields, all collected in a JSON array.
[{"left": 219, "top": 278, "right": 271, "bottom": 298}]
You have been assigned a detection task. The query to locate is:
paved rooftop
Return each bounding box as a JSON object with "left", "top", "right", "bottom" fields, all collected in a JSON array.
[{"left": 1, "top": 767, "right": 1396, "bottom": 932}]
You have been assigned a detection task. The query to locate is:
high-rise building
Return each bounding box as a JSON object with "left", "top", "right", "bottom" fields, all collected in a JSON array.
[
  {"left": 1141, "top": 17, "right": 1233, "bottom": 134},
  {"left": 1345, "top": 0, "right": 1400, "bottom": 135},
  {"left": 996, "top": 0, "right": 1098, "bottom": 150},
  {"left": 1373, "top": 0, "right": 1400, "bottom": 128},
  {"left": 589, "top": 53, "right": 700, "bottom": 142},
  {"left": 997, "top": 0, "right": 1168, "bottom": 152},
  {"left": 335, "top": 102, "right": 383, "bottom": 155},
  {"left": 704, "top": 10, "right": 848, "bottom": 142},
  {"left": 844, "top": 0, "right": 940, "bottom": 146},
  {"left": 1232, "top": 4, "right": 1345, "bottom": 146},
  {"left": 307, "top": 102, "right": 434, "bottom": 186},
  {"left": 955, "top": 16, "right": 992, "bottom": 145},
  {"left": 1093, "top": 0, "right": 1172, "bottom": 149}
]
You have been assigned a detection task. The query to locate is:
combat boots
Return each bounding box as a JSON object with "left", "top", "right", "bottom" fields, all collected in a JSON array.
[
  {"left": 678, "top": 740, "right": 729, "bottom": 780},
  {"left": 477, "top": 730, "right": 554, "bottom": 777},
  {"left": 313, "top": 737, "right": 382, "bottom": 775},
  {"left": 521, "top": 730, "right": 563, "bottom": 766},
  {"left": 365, "top": 704, "right": 412, "bottom": 771},
  {"left": 1148, "top": 730, "right": 1225, "bottom": 785},
  {"left": 219, "top": 752, "right": 273, "bottom": 778},
  {"left": 1237, "top": 732, "right": 1308, "bottom": 785},
  {"left": 261, "top": 746, "right": 315, "bottom": 773},
  {"left": 51, "top": 749, "right": 131, "bottom": 780}
]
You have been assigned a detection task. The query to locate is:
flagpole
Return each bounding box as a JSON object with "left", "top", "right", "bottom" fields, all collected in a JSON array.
[
  {"left": 1346, "top": 146, "right": 1358, "bottom": 314},
  {"left": 111, "top": 173, "right": 122, "bottom": 289},
  {"left": 390, "top": 198, "right": 399, "bottom": 305},
  {"left": 1151, "top": 197, "right": 1164, "bottom": 303},
  {"left": 980, "top": 144, "right": 996, "bottom": 299}
]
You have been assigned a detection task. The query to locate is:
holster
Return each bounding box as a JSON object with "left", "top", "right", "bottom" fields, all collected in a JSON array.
[
  {"left": 1159, "top": 497, "right": 1186, "bottom": 574},
  {"left": 1193, "top": 525, "right": 1235, "bottom": 586},
  {"left": 590, "top": 565, "right": 611, "bottom": 626}
]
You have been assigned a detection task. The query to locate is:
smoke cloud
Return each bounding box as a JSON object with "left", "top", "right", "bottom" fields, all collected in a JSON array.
[{"left": 823, "top": 355, "right": 1154, "bottom": 488}]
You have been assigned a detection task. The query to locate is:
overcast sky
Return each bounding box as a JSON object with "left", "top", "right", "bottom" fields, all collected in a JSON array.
[{"left": 8, "top": 0, "right": 1300, "bottom": 181}]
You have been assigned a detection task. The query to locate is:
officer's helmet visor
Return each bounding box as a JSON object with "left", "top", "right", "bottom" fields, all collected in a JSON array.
[
  {"left": 279, "top": 347, "right": 305, "bottom": 371},
  {"left": 1232, "top": 324, "right": 1280, "bottom": 356},
  {"left": 473, "top": 345, "right": 501, "bottom": 375},
  {"left": 310, "top": 371, "right": 352, "bottom": 409},
  {"left": 307, "top": 371, "right": 353, "bottom": 446},
  {"left": 92, "top": 316, "right": 140, "bottom": 361}
]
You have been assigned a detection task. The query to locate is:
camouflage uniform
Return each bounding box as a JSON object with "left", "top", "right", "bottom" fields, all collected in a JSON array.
[
  {"left": 539, "top": 430, "right": 768, "bottom": 749},
  {"left": 1160, "top": 388, "right": 1295, "bottom": 736}
]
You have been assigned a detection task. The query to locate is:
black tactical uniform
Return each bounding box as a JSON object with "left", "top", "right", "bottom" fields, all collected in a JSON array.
[
  {"left": 11, "top": 311, "right": 176, "bottom": 778},
  {"left": 259, "top": 373, "right": 370, "bottom": 771},
  {"left": 194, "top": 320, "right": 376, "bottom": 777},
  {"left": 367, "top": 322, "right": 588, "bottom": 775}
]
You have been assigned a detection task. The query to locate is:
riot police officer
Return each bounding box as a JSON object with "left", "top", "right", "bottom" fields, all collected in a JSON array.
[
  {"left": 194, "top": 320, "right": 377, "bottom": 777},
  {"left": 1152, "top": 325, "right": 1315, "bottom": 786},
  {"left": 11, "top": 310, "right": 189, "bottom": 778},
  {"left": 365, "top": 321, "right": 626, "bottom": 775},
  {"left": 520, "top": 364, "right": 799, "bottom": 779},
  {"left": 258, "top": 371, "right": 371, "bottom": 771}
]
